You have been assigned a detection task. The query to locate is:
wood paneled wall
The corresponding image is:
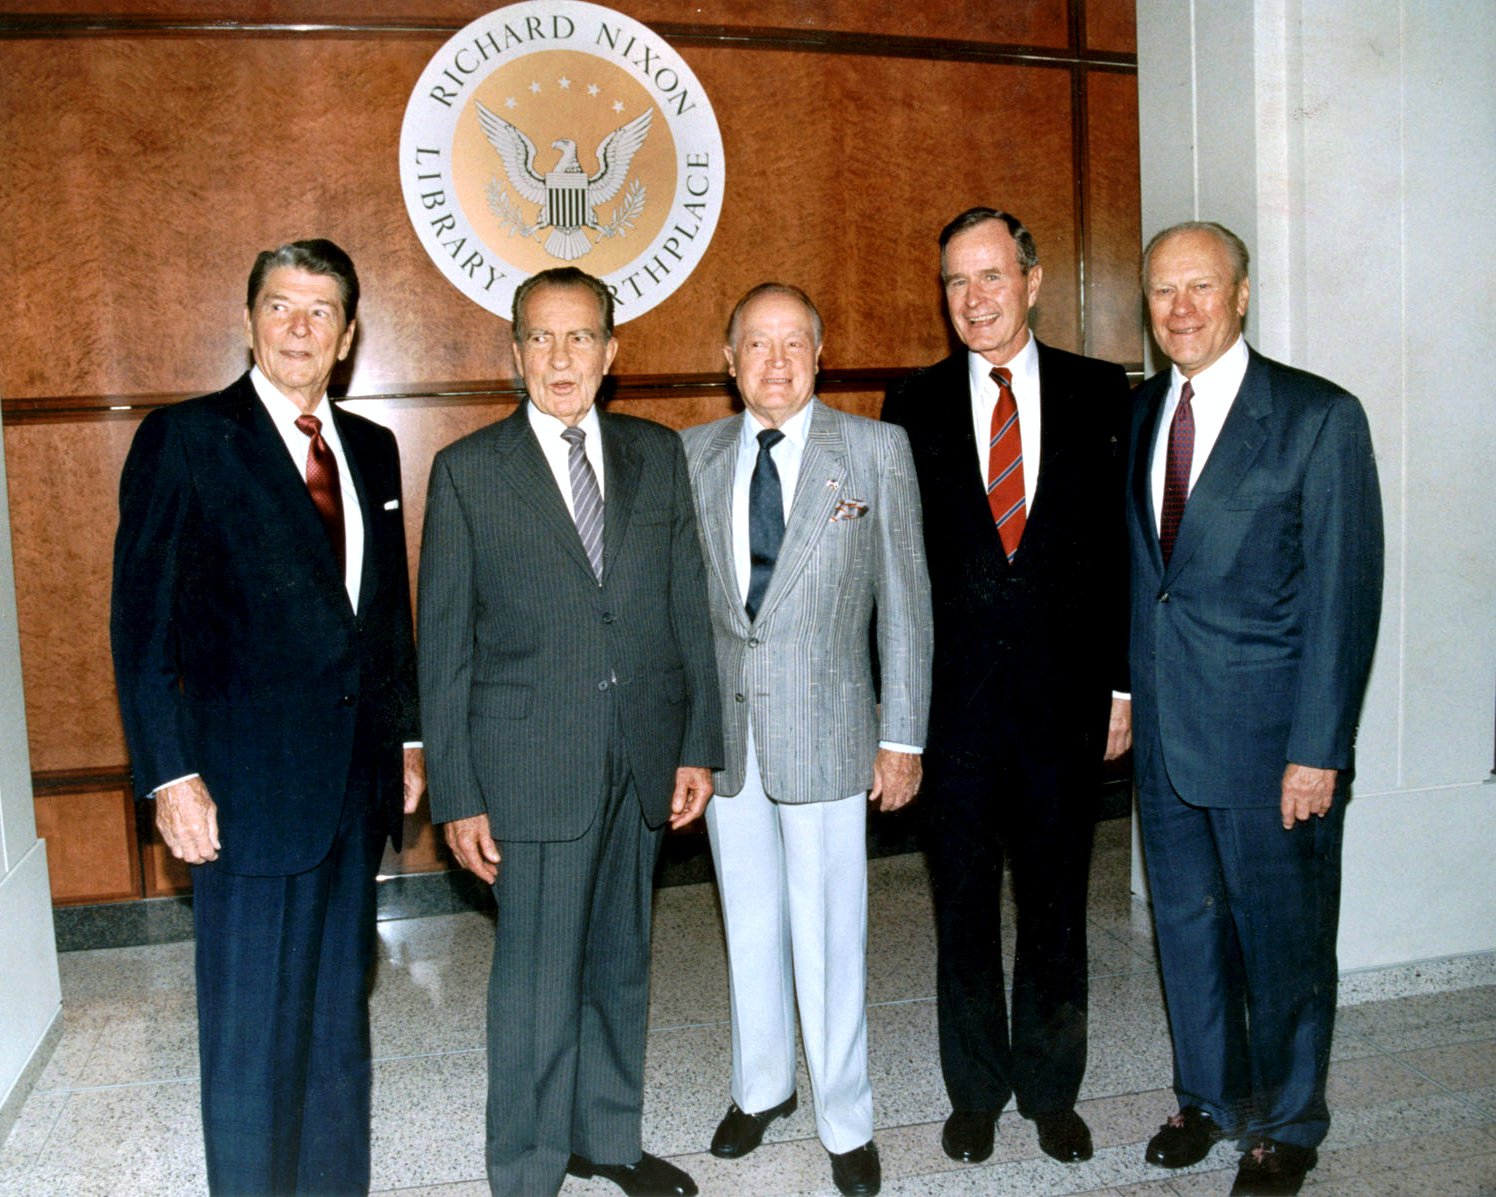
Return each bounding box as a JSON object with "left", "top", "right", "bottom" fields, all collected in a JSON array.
[{"left": 0, "top": 1, "right": 1140, "bottom": 904}]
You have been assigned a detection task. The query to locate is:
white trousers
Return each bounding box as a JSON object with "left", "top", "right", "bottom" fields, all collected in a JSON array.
[{"left": 705, "top": 734, "right": 873, "bottom": 1153}]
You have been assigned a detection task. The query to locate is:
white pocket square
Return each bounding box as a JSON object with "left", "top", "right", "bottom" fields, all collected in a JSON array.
[
  {"left": 830, "top": 499, "right": 869, "bottom": 522},
  {"left": 383, "top": 499, "right": 400, "bottom": 511}
]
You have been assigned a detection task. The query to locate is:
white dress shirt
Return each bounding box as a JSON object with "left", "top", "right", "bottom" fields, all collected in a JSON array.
[
  {"left": 251, "top": 366, "right": 365, "bottom": 610},
  {"left": 967, "top": 331, "right": 1041, "bottom": 512},
  {"left": 731, "top": 399, "right": 919, "bottom": 762},
  {"left": 1150, "top": 335, "right": 1250, "bottom": 530},
  {"left": 528, "top": 401, "right": 606, "bottom": 516}
]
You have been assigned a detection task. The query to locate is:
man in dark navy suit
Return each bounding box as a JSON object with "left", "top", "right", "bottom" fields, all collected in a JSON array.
[
  {"left": 884, "top": 208, "right": 1132, "bottom": 1168},
  {"left": 111, "top": 240, "right": 423, "bottom": 1195},
  {"left": 1129, "top": 222, "right": 1382, "bottom": 1195}
]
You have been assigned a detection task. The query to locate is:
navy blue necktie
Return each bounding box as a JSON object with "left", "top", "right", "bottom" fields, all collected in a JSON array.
[{"left": 745, "top": 428, "right": 785, "bottom": 619}]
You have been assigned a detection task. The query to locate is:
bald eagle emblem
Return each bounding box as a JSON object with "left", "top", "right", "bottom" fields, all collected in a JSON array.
[{"left": 477, "top": 102, "right": 652, "bottom": 261}]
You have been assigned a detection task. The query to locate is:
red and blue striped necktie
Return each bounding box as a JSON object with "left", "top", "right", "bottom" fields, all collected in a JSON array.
[{"left": 986, "top": 366, "right": 1026, "bottom": 562}]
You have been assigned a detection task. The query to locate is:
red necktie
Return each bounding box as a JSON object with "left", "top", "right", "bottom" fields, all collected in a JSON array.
[
  {"left": 295, "top": 413, "right": 345, "bottom": 576},
  {"left": 1158, "top": 381, "right": 1195, "bottom": 566},
  {"left": 986, "top": 366, "right": 1026, "bottom": 562}
]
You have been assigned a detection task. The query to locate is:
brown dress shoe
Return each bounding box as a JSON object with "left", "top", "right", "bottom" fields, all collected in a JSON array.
[
  {"left": 829, "top": 1141, "right": 881, "bottom": 1196},
  {"left": 708, "top": 1091, "right": 797, "bottom": 1158},
  {"left": 941, "top": 1108, "right": 997, "bottom": 1163},
  {"left": 1145, "top": 1105, "right": 1225, "bottom": 1168}
]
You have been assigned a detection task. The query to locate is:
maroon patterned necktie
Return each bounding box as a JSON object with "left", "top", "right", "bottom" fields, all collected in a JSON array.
[
  {"left": 1158, "top": 381, "right": 1195, "bottom": 566},
  {"left": 295, "top": 413, "right": 345, "bottom": 576},
  {"left": 986, "top": 366, "right": 1026, "bottom": 562}
]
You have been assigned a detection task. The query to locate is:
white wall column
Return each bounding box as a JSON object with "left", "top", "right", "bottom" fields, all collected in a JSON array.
[
  {"left": 0, "top": 400, "right": 62, "bottom": 1142},
  {"left": 1135, "top": 0, "right": 1496, "bottom": 970}
]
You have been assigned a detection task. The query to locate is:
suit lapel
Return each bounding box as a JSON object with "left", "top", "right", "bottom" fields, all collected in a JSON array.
[
  {"left": 227, "top": 376, "right": 352, "bottom": 617},
  {"left": 753, "top": 400, "right": 845, "bottom": 625},
  {"left": 1029, "top": 341, "right": 1067, "bottom": 529},
  {"left": 694, "top": 419, "right": 749, "bottom": 634},
  {"left": 493, "top": 405, "right": 600, "bottom": 584},
  {"left": 1132, "top": 373, "right": 1169, "bottom": 576},
  {"left": 598, "top": 412, "right": 641, "bottom": 585},
  {"left": 1164, "top": 351, "right": 1273, "bottom": 580},
  {"left": 330, "top": 403, "right": 377, "bottom": 616},
  {"left": 924, "top": 354, "right": 997, "bottom": 547}
]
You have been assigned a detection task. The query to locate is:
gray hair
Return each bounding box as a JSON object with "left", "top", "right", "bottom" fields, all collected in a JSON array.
[
  {"left": 725, "top": 282, "right": 824, "bottom": 347},
  {"left": 938, "top": 208, "right": 1040, "bottom": 277},
  {"left": 1142, "top": 221, "right": 1251, "bottom": 288}
]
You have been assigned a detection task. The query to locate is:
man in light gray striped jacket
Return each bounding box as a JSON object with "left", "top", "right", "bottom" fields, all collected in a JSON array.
[{"left": 682, "top": 282, "right": 933, "bottom": 1197}]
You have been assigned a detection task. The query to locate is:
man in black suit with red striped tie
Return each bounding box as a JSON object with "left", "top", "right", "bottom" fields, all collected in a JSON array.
[{"left": 883, "top": 208, "right": 1132, "bottom": 1169}]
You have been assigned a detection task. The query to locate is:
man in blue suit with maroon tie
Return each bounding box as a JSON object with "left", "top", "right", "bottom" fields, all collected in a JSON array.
[
  {"left": 111, "top": 240, "right": 423, "bottom": 1195},
  {"left": 1128, "top": 222, "right": 1383, "bottom": 1195}
]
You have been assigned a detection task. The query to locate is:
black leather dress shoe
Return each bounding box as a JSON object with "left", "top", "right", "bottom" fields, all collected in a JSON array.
[
  {"left": 1033, "top": 1108, "right": 1094, "bottom": 1162},
  {"left": 566, "top": 1152, "right": 698, "bottom": 1197},
  {"left": 1229, "top": 1138, "right": 1318, "bottom": 1195},
  {"left": 828, "top": 1141, "right": 881, "bottom": 1196},
  {"left": 709, "top": 1091, "right": 797, "bottom": 1158},
  {"left": 1145, "top": 1105, "right": 1225, "bottom": 1168},
  {"left": 941, "top": 1108, "right": 997, "bottom": 1163}
]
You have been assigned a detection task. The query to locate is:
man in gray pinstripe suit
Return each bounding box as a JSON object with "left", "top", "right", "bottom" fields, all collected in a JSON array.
[
  {"left": 682, "top": 283, "right": 933, "bottom": 1197},
  {"left": 418, "top": 268, "right": 723, "bottom": 1197}
]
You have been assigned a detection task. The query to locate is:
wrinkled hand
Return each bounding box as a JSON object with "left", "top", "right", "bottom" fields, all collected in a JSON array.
[
  {"left": 155, "top": 776, "right": 220, "bottom": 864},
  {"left": 402, "top": 747, "right": 427, "bottom": 815},
  {"left": 870, "top": 749, "right": 922, "bottom": 812},
  {"left": 1104, "top": 697, "right": 1133, "bottom": 762},
  {"left": 444, "top": 813, "right": 502, "bottom": 884},
  {"left": 1280, "top": 763, "right": 1336, "bottom": 828},
  {"left": 670, "top": 766, "right": 713, "bottom": 830}
]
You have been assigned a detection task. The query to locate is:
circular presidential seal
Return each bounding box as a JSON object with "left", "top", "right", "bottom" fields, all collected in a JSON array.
[{"left": 399, "top": 1, "right": 726, "bottom": 323}]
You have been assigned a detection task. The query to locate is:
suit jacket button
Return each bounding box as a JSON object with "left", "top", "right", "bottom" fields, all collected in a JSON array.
[
  {"left": 602, "top": 612, "right": 615, "bottom": 624},
  {"left": 748, "top": 637, "right": 760, "bottom": 648},
  {"left": 734, "top": 692, "right": 745, "bottom": 703},
  {"left": 598, "top": 680, "right": 609, "bottom": 691},
  {"left": 1158, "top": 591, "right": 1170, "bottom": 603},
  {"left": 338, "top": 695, "right": 356, "bottom": 707}
]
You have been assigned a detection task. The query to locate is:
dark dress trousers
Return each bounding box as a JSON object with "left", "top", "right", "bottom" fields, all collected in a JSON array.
[
  {"left": 111, "top": 372, "right": 419, "bottom": 1194},
  {"left": 417, "top": 405, "right": 722, "bottom": 1197},
  {"left": 883, "top": 343, "right": 1130, "bottom": 1117},
  {"left": 1127, "top": 348, "right": 1382, "bottom": 1148}
]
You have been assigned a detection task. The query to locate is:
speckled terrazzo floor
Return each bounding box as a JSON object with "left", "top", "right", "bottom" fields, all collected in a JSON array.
[{"left": 4, "top": 819, "right": 1495, "bottom": 1196}]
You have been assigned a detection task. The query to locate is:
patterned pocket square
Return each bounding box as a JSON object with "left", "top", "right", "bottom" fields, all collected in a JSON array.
[{"left": 830, "top": 498, "right": 869, "bottom": 522}]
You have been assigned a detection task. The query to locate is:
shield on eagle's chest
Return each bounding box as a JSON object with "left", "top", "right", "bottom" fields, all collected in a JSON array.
[{"left": 545, "top": 172, "right": 589, "bottom": 231}]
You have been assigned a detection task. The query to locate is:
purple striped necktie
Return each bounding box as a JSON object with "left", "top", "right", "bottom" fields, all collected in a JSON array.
[{"left": 1158, "top": 380, "right": 1195, "bottom": 565}]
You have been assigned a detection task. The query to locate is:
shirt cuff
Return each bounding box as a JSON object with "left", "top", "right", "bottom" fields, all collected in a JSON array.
[
  {"left": 1111, "top": 692, "right": 1131, "bottom": 702},
  {"left": 402, "top": 741, "right": 423, "bottom": 750},
  {"left": 151, "top": 772, "right": 200, "bottom": 795},
  {"left": 878, "top": 741, "right": 923, "bottom": 754}
]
